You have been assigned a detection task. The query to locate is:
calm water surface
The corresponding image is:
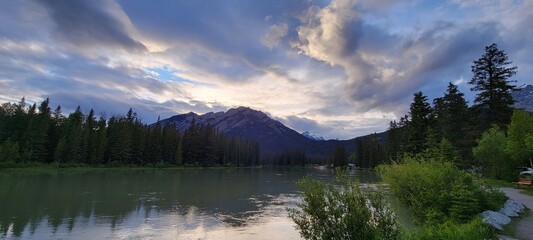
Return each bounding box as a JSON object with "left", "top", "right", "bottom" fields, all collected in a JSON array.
[{"left": 0, "top": 167, "right": 380, "bottom": 239}]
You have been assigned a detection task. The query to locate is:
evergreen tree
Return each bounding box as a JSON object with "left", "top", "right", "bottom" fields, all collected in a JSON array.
[
  {"left": 147, "top": 116, "right": 162, "bottom": 164},
  {"left": 401, "top": 92, "right": 433, "bottom": 155},
  {"left": 176, "top": 135, "right": 184, "bottom": 165},
  {"left": 48, "top": 105, "right": 64, "bottom": 163},
  {"left": 183, "top": 119, "right": 201, "bottom": 164},
  {"left": 199, "top": 124, "right": 216, "bottom": 166},
  {"left": 107, "top": 115, "right": 133, "bottom": 164},
  {"left": 0, "top": 138, "right": 21, "bottom": 164},
  {"left": 83, "top": 109, "right": 97, "bottom": 164},
  {"left": 434, "top": 83, "right": 473, "bottom": 166},
  {"left": 469, "top": 43, "right": 517, "bottom": 131},
  {"left": 386, "top": 120, "right": 404, "bottom": 162},
  {"left": 332, "top": 144, "right": 347, "bottom": 167},
  {"left": 95, "top": 117, "right": 107, "bottom": 164},
  {"left": 64, "top": 106, "right": 84, "bottom": 163}
]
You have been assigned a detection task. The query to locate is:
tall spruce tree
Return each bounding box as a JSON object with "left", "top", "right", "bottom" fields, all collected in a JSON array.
[
  {"left": 469, "top": 43, "right": 517, "bottom": 131},
  {"left": 401, "top": 92, "right": 433, "bottom": 155},
  {"left": 435, "top": 83, "right": 473, "bottom": 165},
  {"left": 332, "top": 144, "right": 347, "bottom": 167}
]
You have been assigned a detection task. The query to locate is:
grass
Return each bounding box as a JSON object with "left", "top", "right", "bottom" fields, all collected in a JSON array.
[
  {"left": 519, "top": 187, "right": 533, "bottom": 196},
  {"left": 477, "top": 177, "right": 533, "bottom": 196},
  {"left": 476, "top": 178, "right": 515, "bottom": 188}
]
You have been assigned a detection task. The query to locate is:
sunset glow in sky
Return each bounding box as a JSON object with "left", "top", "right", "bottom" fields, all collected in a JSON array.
[{"left": 0, "top": 0, "right": 532, "bottom": 139}]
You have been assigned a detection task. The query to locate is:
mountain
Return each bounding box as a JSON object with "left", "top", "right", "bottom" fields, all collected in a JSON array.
[
  {"left": 301, "top": 131, "right": 325, "bottom": 141},
  {"left": 513, "top": 85, "right": 533, "bottom": 112},
  {"left": 157, "top": 107, "right": 360, "bottom": 157}
]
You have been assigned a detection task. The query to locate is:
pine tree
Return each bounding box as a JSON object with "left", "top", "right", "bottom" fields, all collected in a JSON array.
[
  {"left": 401, "top": 92, "right": 433, "bottom": 155},
  {"left": 95, "top": 117, "right": 107, "bottom": 164},
  {"left": 64, "top": 106, "right": 84, "bottom": 163},
  {"left": 83, "top": 109, "right": 97, "bottom": 164},
  {"left": 176, "top": 135, "right": 184, "bottom": 165},
  {"left": 386, "top": 120, "right": 403, "bottom": 162},
  {"left": 48, "top": 105, "right": 65, "bottom": 163},
  {"left": 332, "top": 144, "right": 347, "bottom": 167},
  {"left": 0, "top": 138, "right": 21, "bottom": 164},
  {"left": 183, "top": 118, "right": 201, "bottom": 164},
  {"left": 469, "top": 43, "right": 517, "bottom": 131},
  {"left": 434, "top": 83, "right": 473, "bottom": 166}
]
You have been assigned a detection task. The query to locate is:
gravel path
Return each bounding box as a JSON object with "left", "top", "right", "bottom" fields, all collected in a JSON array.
[{"left": 500, "top": 188, "right": 533, "bottom": 240}]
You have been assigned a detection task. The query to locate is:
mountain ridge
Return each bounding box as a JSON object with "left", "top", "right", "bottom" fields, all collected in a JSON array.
[
  {"left": 301, "top": 131, "right": 325, "bottom": 141},
  {"left": 513, "top": 84, "right": 533, "bottom": 112},
  {"left": 156, "top": 107, "right": 362, "bottom": 157}
]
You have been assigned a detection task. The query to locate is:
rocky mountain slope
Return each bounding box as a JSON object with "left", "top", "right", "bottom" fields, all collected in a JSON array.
[
  {"left": 513, "top": 85, "right": 533, "bottom": 112},
  {"left": 157, "top": 107, "right": 360, "bottom": 157}
]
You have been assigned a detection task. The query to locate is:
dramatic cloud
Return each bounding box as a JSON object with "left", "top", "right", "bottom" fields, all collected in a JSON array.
[
  {"left": 35, "top": 0, "right": 146, "bottom": 52},
  {"left": 0, "top": 0, "right": 531, "bottom": 139}
]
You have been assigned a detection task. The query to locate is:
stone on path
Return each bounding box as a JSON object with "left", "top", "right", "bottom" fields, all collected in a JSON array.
[
  {"left": 499, "top": 199, "right": 525, "bottom": 217},
  {"left": 480, "top": 210, "right": 511, "bottom": 230}
]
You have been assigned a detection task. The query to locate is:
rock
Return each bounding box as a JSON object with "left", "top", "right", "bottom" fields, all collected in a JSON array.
[
  {"left": 502, "top": 199, "right": 526, "bottom": 216},
  {"left": 500, "top": 207, "right": 519, "bottom": 217},
  {"left": 480, "top": 210, "right": 511, "bottom": 230}
]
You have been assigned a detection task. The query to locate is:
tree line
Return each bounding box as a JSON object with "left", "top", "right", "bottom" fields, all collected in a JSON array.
[
  {"left": 354, "top": 43, "right": 530, "bottom": 175},
  {"left": 0, "top": 101, "right": 260, "bottom": 167}
]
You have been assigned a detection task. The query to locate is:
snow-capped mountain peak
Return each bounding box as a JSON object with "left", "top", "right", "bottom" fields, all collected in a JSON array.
[{"left": 301, "top": 131, "right": 325, "bottom": 141}]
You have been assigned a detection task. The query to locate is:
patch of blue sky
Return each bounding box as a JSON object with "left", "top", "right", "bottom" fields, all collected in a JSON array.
[
  {"left": 146, "top": 66, "right": 193, "bottom": 83},
  {"left": 361, "top": 1, "right": 468, "bottom": 36}
]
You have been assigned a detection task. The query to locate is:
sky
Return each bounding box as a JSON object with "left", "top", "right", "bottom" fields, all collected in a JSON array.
[{"left": 0, "top": 0, "right": 532, "bottom": 140}]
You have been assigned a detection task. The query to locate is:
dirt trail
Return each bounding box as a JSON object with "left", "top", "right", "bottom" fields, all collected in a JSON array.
[{"left": 500, "top": 188, "right": 533, "bottom": 240}]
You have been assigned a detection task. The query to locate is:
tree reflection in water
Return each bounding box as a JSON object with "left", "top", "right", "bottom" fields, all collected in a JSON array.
[{"left": 0, "top": 167, "right": 368, "bottom": 239}]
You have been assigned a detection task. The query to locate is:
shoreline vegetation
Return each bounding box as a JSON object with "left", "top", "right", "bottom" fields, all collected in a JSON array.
[{"left": 289, "top": 43, "right": 532, "bottom": 239}]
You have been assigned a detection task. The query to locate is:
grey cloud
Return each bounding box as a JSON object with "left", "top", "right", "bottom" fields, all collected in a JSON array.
[
  {"left": 262, "top": 23, "right": 289, "bottom": 49},
  {"left": 119, "top": 0, "right": 310, "bottom": 84},
  {"left": 35, "top": 0, "right": 146, "bottom": 52},
  {"left": 277, "top": 115, "right": 338, "bottom": 139},
  {"left": 292, "top": 0, "right": 520, "bottom": 116}
]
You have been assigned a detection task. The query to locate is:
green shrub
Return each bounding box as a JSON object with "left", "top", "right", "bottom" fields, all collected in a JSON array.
[
  {"left": 403, "top": 217, "right": 495, "bottom": 240},
  {"left": 288, "top": 171, "right": 400, "bottom": 240},
  {"left": 482, "top": 188, "right": 508, "bottom": 211},
  {"left": 378, "top": 156, "right": 507, "bottom": 224}
]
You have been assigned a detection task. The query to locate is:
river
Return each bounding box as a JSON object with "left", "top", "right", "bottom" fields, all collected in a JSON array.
[{"left": 0, "top": 167, "right": 380, "bottom": 239}]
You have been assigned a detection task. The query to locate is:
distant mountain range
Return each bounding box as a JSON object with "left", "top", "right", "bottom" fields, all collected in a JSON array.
[
  {"left": 513, "top": 84, "right": 533, "bottom": 112},
  {"left": 155, "top": 85, "right": 531, "bottom": 158},
  {"left": 156, "top": 106, "right": 369, "bottom": 157}
]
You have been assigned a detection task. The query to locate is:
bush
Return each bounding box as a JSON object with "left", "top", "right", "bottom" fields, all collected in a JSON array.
[
  {"left": 288, "top": 171, "right": 400, "bottom": 240},
  {"left": 403, "top": 217, "right": 495, "bottom": 240},
  {"left": 378, "top": 156, "right": 507, "bottom": 224}
]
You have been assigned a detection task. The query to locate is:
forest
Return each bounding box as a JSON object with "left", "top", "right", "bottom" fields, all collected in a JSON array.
[{"left": 0, "top": 101, "right": 260, "bottom": 167}]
